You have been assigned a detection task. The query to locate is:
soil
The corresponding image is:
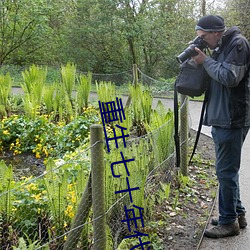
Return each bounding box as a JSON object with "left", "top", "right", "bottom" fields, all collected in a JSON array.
[
  {"left": 0, "top": 152, "right": 45, "bottom": 180},
  {"left": 155, "top": 130, "right": 217, "bottom": 250}
]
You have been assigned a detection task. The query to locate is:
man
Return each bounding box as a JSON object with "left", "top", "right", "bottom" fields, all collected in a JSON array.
[{"left": 192, "top": 15, "right": 250, "bottom": 238}]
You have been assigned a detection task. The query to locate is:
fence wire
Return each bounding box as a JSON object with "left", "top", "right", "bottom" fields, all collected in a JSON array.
[{"left": 0, "top": 68, "right": 190, "bottom": 249}]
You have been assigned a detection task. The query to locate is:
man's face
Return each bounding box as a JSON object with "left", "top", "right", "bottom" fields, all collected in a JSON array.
[{"left": 196, "top": 30, "right": 222, "bottom": 49}]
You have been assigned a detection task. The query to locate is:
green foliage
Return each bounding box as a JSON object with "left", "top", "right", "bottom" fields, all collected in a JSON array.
[
  {"left": 0, "top": 73, "right": 12, "bottom": 117},
  {"left": 160, "top": 182, "right": 171, "bottom": 201},
  {"left": 129, "top": 84, "right": 153, "bottom": 125},
  {"left": 13, "top": 234, "right": 47, "bottom": 250},
  {"left": 76, "top": 72, "right": 92, "bottom": 111},
  {"left": 145, "top": 100, "right": 174, "bottom": 164},
  {"left": 0, "top": 109, "right": 99, "bottom": 158},
  {"left": 43, "top": 159, "right": 69, "bottom": 230},
  {"left": 21, "top": 65, "right": 47, "bottom": 118},
  {"left": 43, "top": 84, "right": 56, "bottom": 113},
  {"left": 96, "top": 81, "right": 118, "bottom": 103},
  {"left": 117, "top": 230, "right": 161, "bottom": 250},
  {"left": 12, "top": 176, "right": 48, "bottom": 240},
  {"left": 0, "top": 70, "right": 179, "bottom": 248},
  {"left": 0, "top": 0, "right": 228, "bottom": 78},
  {"left": 61, "top": 63, "right": 76, "bottom": 101},
  {"left": 0, "top": 161, "right": 14, "bottom": 222}
]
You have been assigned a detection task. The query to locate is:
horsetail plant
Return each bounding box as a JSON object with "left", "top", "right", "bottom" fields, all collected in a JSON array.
[
  {"left": 0, "top": 161, "right": 14, "bottom": 223},
  {"left": 43, "top": 84, "right": 56, "bottom": 114},
  {"left": 96, "top": 81, "right": 117, "bottom": 103},
  {"left": 43, "top": 159, "right": 69, "bottom": 235},
  {"left": 60, "top": 63, "right": 76, "bottom": 103},
  {"left": 21, "top": 65, "right": 47, "bottom": 118},
  {"left": 0, "top": 73, "right": 12, "bottom": 117},
  {"left": 145, "top": 100, "right": 174, "bottom": 164},
  {"left": 129, "top": 83, "right": 153, "bottom": 135},
  {"left": 76, "top": 72, "right": 92, "bottom": 113}
]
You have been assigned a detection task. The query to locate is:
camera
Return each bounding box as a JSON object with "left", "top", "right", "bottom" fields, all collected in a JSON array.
[{"left": 176, "top": 36, "right": 208, "bottom": 64}]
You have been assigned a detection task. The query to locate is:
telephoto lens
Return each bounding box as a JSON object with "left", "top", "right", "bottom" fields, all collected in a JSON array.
[{"left": 176, "top": 36, "right": 208, "bottom": 63}]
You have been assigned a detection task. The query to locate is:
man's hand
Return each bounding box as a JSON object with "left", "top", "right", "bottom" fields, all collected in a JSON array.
[{"left": 192, "top": 47, "right": 207, "bottom": 64}]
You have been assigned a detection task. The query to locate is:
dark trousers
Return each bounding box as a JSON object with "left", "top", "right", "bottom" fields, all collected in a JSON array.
[{"left": 211, "top": 126, "right": 249, "bottom": 225}]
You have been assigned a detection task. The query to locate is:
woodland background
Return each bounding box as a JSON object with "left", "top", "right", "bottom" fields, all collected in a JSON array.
[{"left": 0, "top": 0, "right": 249, "bottom": 81}]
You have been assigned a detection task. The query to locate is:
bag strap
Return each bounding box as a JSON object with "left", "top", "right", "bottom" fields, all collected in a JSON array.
[
  {"left": 174, "top": 81, "right": 208, "bottom": 168},
  {"left": 188, "top": 91, "right": 208, "bottom": 164},
  {"left": 174, "top": 80, "right": 180, "bottom": 168}
]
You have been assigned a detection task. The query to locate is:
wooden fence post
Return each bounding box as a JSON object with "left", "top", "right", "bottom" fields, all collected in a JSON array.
[
  {"left": 125, "top": 64, "right": 138, "bottom": 109},
  {"left": 63, "top": 175, "right": 92, "bottom": 250},
  {"left": 133, "top": 63, "right": 138, "bottom": 86},
  {"left": 180, "top": 94, "right": 188, "bottom": 176},
  {"left": 91, "top": 124, "right": 106, "bottom": 250}
]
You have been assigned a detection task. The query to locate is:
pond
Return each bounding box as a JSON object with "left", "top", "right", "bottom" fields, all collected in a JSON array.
[{"left": 0, "top": 152, "right": 45, "bottom": 180}]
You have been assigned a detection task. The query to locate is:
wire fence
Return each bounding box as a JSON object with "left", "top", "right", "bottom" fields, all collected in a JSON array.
[{"left": 0, "top": 66, "right": 190, "bottom": 249}]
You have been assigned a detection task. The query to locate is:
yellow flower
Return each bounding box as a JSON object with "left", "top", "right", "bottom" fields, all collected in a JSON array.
[
  {"left": 36, "top": 152, "right": 41, "bottom": 159},
  {"left": 32, "top": 193, "right": 42, "bottom": 201},
  {"left": 65, "top": 205, "right": 74, "bottom": 218},
  {"left": 71, "top": 195, "right": 76, "bottom": 204},
  {"left": 42, "top": 147, "right": 49, "bottom": 157},
  {"left": 26, "top": 183, "right": 37, "bottom": 191},
  {"left": 12, "top": 207, "right": 17, "bottom": 212},
  {"left": 3, "top": 130, "right": 9, "bottom": 135}
]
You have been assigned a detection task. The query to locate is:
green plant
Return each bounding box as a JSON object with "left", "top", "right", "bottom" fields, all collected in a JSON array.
[
  {"left": 13, "top": 233, "right": 49, "bottom": 250},
  {"left": 117, "top": 231, "right": 161, "bottom": 250},
  {"left": 172, "top": 190, "right": 180, "bottom": 210},
  {"left": 178, "top": 173, "right": 191, "bottom": 189},
  {"left": 12, "top": 176, "right": 49, "bottom": 241},
  {"left": 60, "top": 62, "right": 76, "bottom": 103},
  {"left": 0, "top": 73, "right": 12, "bottom": 117},
  {"left": 159, "top": 182, "right": 171, "bottom": 201},
  {"left": 21, "top": 65, "right": 47, "bottom": 118},
  {"left": 0, "top": 161, "right": 15, "bottom": 222},
  {"left": 0, "top": 108, "right": 99, "bottom": 158},
  {"left": 129, "top": 83, "right": 153, "bottom": 125},
  {"left": 43, "top": 159, "right": 68, "bottom": 217},
  {"left": 51, "top": 81, "right": 74, "bottom": 122},
  {"left": 76, "top": 72, "right": 92, "bottom": 111},
  {"left": 145, "top": 100, "right": 174, "bottom": 164},
  {"left": 43, "top": 84, "right": 56, "bottom": 114},
  {"left": 96, "top": 81, "right": 117, "bottom": 103}
]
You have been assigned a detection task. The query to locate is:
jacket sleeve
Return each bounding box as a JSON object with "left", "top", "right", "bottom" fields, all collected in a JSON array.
[{"left": 203, "top": 37, "right": 250, "bottom": 87}]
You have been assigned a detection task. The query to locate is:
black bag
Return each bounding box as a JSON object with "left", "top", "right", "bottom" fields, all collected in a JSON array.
[{"left": 175, "top": 58, "right": 209, "bottom": 97}]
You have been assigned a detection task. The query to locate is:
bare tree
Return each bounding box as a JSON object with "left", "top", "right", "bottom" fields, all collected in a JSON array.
[{"left": 0, "top": 0, "right": 48, "bottom": 65}]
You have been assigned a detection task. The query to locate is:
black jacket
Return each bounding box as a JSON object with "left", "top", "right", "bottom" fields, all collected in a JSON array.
[{"left": 203, "top": 26, "right": 250, "bottom": 128}]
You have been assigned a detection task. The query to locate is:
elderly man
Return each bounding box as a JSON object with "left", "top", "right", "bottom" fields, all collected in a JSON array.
[{"left": 192, "top": 15, "right": 250, "bottom": 238}]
